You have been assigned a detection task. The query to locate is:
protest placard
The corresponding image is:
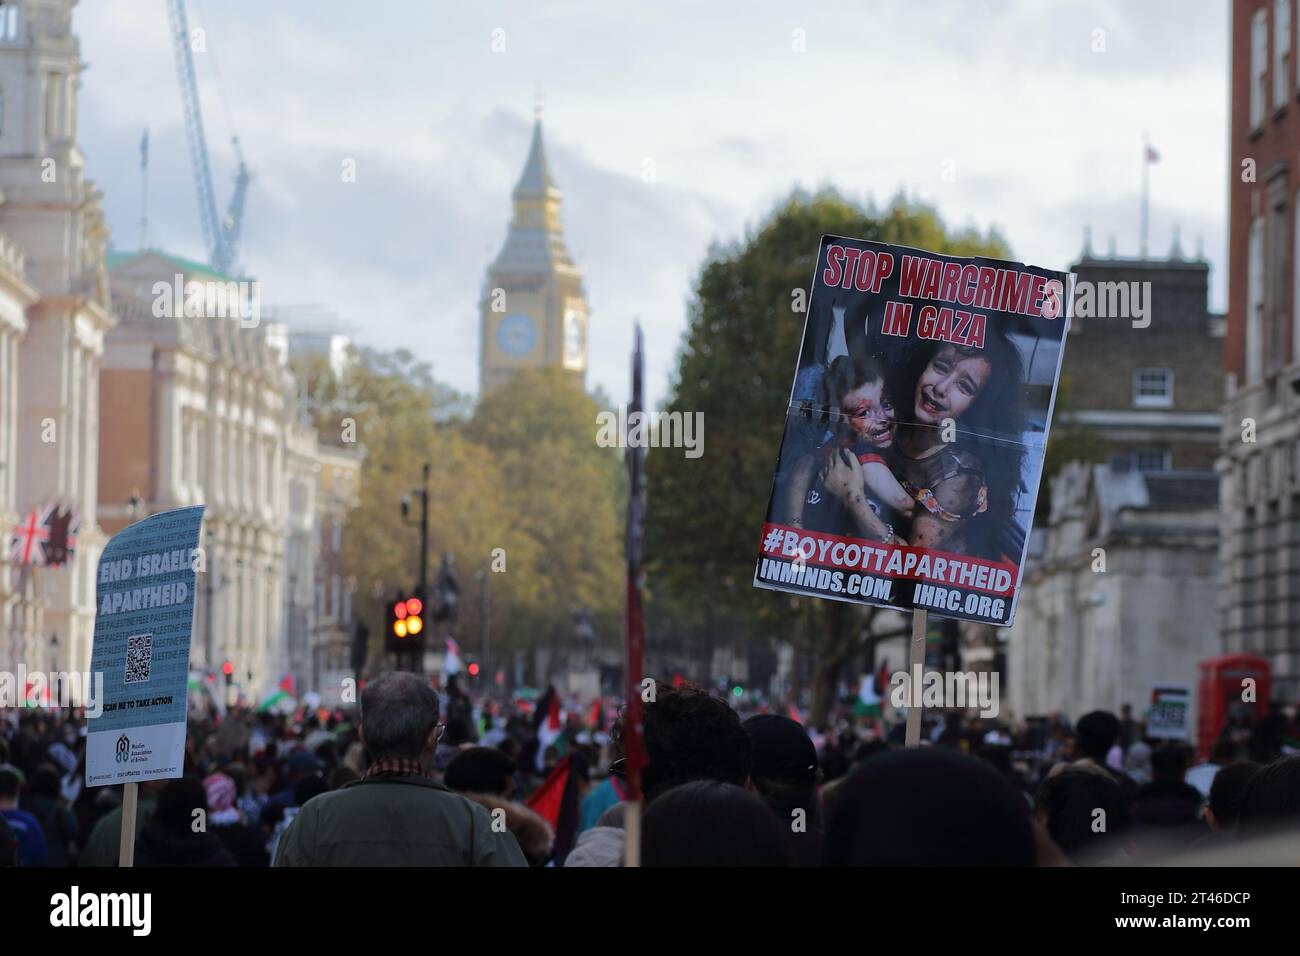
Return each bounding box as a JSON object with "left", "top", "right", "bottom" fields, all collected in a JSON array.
[
  {"left": 1148, "top": 684, "right": 1192, "bottom": 741},
  {"left": 86, "top": 506, "right": 206, "bottom": 788},
  {"left": 753, "top": 236, "right": 1073, "bottom": 629}
]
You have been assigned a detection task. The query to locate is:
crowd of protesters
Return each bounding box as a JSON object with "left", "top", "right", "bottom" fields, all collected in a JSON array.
[{"left": 4, "top": 672, "right": 1300, "bottom": 866}]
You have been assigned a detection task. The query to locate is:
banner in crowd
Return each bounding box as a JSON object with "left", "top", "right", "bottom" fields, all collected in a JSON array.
[
  {"left": 753, "top": 236, "right": 1073, "bottom": 627},
  {"left": 86, "top": 506, "right": 206, "bottom": 787},
  {"left": 1147, "top": 684, "right": 1191, "bottom": 740}
]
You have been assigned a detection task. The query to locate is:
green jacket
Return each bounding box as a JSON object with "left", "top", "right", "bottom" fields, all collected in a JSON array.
[
  {"left": 273, "top": 775, "right": 527, "bottom": 867},
  {"left": 79, "top": 795, "right": 157, "bottom": 867}
]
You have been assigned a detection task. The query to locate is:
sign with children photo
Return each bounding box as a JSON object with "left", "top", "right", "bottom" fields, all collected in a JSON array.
[{"left": 753, "top": 236, "right": 1073, "bottom": 627}]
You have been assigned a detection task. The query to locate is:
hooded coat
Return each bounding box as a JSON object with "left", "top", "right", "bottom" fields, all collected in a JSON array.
[{"left": 460, "top": 792, "right": 554, "bottom": 865}]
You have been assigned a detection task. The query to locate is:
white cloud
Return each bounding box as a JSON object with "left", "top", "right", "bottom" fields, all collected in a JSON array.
[{"left": 74, "top": 0, "right": 1228, "bottom": 411}]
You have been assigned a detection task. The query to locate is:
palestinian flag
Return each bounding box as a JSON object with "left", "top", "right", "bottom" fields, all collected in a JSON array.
[
  {"left": 533, "top": 684, "right": 564, "bottom": 771},
  {"left": 854, "top": 661, "right": 888, "bottom": 717},
  {"left": 588, "top": 697, "right": 605, "bottom": 732},
  {"left": 525, "top": 754, "right": 582, "bottom": 864},
  {"left": 443, "top": 637, "right": 463, "bottom": 677},
  {"left": 257, "top": 689, "right": 295, "bottom": 713}
]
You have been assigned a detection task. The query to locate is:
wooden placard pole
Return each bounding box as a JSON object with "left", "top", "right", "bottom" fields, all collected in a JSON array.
[
  {"left": 623, "top": 799, "right": 642, "bottom": 868},
  {"left": 118, "top": 782, "right": 138, "bottom": 867},
  {"left": 904, "top": 609, "right": 928, "bottom": 747}
]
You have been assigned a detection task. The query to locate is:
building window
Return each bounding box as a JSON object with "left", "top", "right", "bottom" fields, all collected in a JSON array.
[
  {"left": 1134, "top": 448, "right": 1171, "bottom": 472},
  {"left": 1133, "top": 367, "right": 1174, "bottom": 408},
  {"left": 0, "top": 6, "right": 17, "bottom": 41},
  {"left": 1254, "top": 7, "right": 1271, "bottom": 127},
  {"left": 1248, "top": 216, "right": 1266, "bottom": 382},
  {"left": 1110, "top": 451, "right": 1169, "bottom": 473},
  {"left": 1278, "top": 0, "right": 1292, "bottom": 106},
  {"left": 1293, "top": 186, "right": 1300, "bottom": 367},
  {"left": 1268, "top": 188, "right": 1290, "bottom": 375},
  {"left": 44, "top": 71, "right": 60, "bottom": 139}
]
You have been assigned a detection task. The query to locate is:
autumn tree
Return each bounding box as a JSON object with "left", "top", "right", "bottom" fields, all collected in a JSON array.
[
  {"left": 471, "top": 366, "right": 625, "bottom": 664},
  {"left": 294, "top": 350, "right": 623, "bottom": 681}
]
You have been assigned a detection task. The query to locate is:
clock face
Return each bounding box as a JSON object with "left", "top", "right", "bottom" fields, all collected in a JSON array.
[
  {"left": 563, "top": 310, "right": 585, "bottom": 368},
  {"left": 497, "top": 313, "right": 538, "bottom": 358}
]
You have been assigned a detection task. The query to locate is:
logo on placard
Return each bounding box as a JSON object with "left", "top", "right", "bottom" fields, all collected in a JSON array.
[{"left": 115, "top": 734, "right": 131, "bottom": 763}]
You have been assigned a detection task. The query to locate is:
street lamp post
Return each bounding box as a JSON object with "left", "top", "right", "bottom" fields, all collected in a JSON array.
[
  {"left": 400, "top": 463, "right": 431, "bottom": 673},
  {"left": 49, "top": 633, "right": 59, "bottom": 710},
  {"left": 476, "top": 567, "right": 490, "bottom": 692}
]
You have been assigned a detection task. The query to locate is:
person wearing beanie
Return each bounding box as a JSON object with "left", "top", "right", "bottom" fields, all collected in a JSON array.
[
  {"left": 134, "top": 776, "right": 237, "bottom": 867},
  {"left": 824, "top": 748, "right": 1036, "bottom": 866},
  {"left": 743, "top": 714, "right": 823, "bottom": 866}
]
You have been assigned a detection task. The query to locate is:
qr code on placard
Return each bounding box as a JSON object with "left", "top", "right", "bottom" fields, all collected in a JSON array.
[{"left": 125, "top": 633, "right": 153, "bottom": 684}]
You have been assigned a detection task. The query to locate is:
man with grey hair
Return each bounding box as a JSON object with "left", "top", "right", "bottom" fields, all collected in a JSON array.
[{"left": 274, "top": 672, "right": 526, "bottom": 866}]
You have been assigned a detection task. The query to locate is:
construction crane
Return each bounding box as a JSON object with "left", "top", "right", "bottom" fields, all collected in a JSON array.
[{"left": 166, "top": 0, "right": 250, "bottom": 277}]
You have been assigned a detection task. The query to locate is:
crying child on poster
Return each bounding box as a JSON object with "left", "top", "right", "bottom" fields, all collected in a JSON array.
[{"left": 782, "top": 354, "right": 913, "bottom": 542}]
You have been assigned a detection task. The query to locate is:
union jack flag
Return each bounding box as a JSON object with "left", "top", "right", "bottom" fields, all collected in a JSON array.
[{"left": 8, "top": 502, "right": 80, "bottom": 567}]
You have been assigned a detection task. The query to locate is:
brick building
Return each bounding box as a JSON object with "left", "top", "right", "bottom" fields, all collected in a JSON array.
[
  {"left": 1057, "top": 245, "right": 1223, "bottom": 473},
  {"left": 1222, "top": 0, "right": 1300, "bottom": 703}
]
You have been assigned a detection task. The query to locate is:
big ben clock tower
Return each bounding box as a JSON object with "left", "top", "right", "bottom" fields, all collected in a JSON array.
[{"left": 479, "top": 108, "right": 588, "bottom": 394}]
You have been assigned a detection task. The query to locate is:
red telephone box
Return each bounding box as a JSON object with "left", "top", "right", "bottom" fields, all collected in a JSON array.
[{"left": 1197, "top": 654, "right": 1270, "bottom": 758}]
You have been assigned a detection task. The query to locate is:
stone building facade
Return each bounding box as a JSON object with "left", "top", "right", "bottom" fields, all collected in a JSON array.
[
  {"left": 1005, "top": 464, "right": 1221, "bottom": 724},
  {"left": 101, "top": 250, "right": 291, "bottom": 699},
  {"left": 0, "top": 0, "right": 115, "bottom": 684}
]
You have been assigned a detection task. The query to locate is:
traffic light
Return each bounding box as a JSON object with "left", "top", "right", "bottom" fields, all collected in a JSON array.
[{"left": 386, "top": 592, "right": 426, "bottom": 653}]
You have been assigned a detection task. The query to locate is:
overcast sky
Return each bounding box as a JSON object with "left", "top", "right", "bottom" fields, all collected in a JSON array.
[{"left": 75, "top": 0, "right": 1229, "bottom": 410}]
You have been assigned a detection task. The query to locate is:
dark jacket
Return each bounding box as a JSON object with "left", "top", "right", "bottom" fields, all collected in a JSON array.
[
  {"left": 22, "top": 795, "right": 79, "bottom": 867},
  {"left": 1130, "top": 779, "right": 1207, "bottom": 860},
  {"left": 1132, "top": 779, "right": 1205, "bottom": 828},
  {"left": 273, "top": 775, "right": 527, "bottom": 867},
  {"left": 212, "top": 822, "right": 270, "bottom": 867},
  {"left": 134, "top": 821, "right": 237, "bottom": 867},
  {"left": 79, "top": 796, "right": 156, "bottom": 867}
]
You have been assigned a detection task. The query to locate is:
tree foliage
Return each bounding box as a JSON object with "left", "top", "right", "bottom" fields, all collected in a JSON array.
[{"left": 291, "top": 351, "right": 623, "bottom": 679}]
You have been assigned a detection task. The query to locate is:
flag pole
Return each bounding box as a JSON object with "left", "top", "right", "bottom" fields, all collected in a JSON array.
[
  {"left": 118, "top": 781, "right": 138, "bottom": 867},
  {"left": 139, "top": 127, "right": 149, "bottom": 252},
  {"left": 622, "top": 322, "right": 648, "bottom": 866},
  {"left": 903, "top": 609, "right": 928, "bottom": 747},
  {"left": 1139, "top": 131, "right": 1149, "bottom": 259}
]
